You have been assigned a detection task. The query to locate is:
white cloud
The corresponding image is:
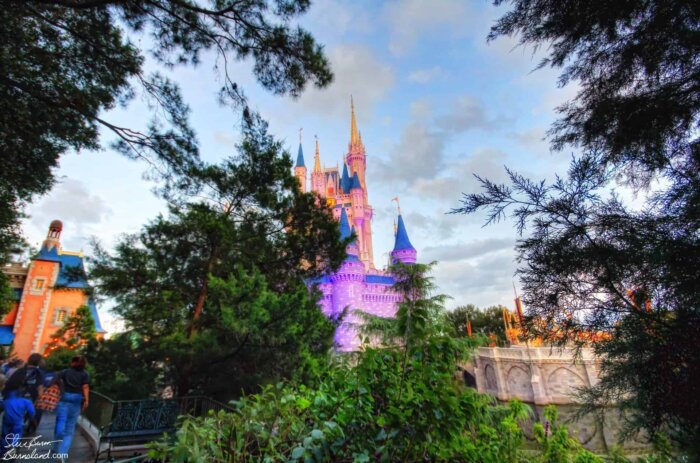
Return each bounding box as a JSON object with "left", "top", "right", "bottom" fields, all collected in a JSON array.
[
  {"left": 27, "top": 178, "right": 111, "bottom": 251},
  {"left": 423, "top": 237, "right": 514, "bottom": 262},
  {"left": 436, "top": 96, "right": 495, "bottom": 134},
  {"left": 409, "top": 99, "right": 433, "bottom": 120},
  {"left": 384, "top": 0, "right": 471, "bottom": 56},
  {"left": 296, "top": 44, "right": 395, "bottom": 121},
  {"left": 30, "top": 179, "right": 110, "bottom": 229},
  {"left": 372, "top": 121, "right": 445, "bottom": 183},
  {"left": 305, "top": 0, "right": 373, "bottom": 39},
  {"left": 408, "top": 66, "right": 448, "bottom": 84}
]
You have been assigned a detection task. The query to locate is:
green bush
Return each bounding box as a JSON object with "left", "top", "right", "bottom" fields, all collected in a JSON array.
[{"left": 151, "top": 337, "right": 603, "bottom": 462}]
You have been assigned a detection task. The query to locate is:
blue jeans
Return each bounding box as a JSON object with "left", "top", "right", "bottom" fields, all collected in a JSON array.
[
  {"left": 1, "top": 418, "right": 23, "bottom": 456},
  {"left": 54, "top": 392, "right": 83, "bottom": 455}
]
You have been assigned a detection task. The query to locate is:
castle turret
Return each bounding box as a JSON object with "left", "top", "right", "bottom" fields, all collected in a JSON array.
[
  {"left": 42, "top": 220, "right": 62, "bottom": 252},
  {"left": 311, "top": 137, "right": 325, "bottom": 196},
  {"left": 330, "top": 209, "right": 364, "bottom": 350},
  {"left": 294, "top": 138, "right": 307, "bottom": 192},
  {"left": 391, "top": 214, "right": 417, "bottom": 264}
]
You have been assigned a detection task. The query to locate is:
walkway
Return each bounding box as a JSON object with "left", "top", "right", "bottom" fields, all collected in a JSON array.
[{"left": 12, "top": 412, "right": 93, "bottom": 462}]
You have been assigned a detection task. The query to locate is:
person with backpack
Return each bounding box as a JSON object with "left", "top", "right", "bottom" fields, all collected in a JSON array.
[
  {"left": 2, "top": 353, "right": 45, "bottom": 434},
  {"left": 53, "top": 356, "right": 90, "bottom": 456}
]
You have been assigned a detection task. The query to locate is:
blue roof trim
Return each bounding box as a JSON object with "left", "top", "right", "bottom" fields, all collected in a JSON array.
[
  {"left": 0, "top": 326, "right": 15, "bottom": 345},
  {"left": 309, "top": 275, "right": 331, "bottom": 285},
  {"left": 37, "top": 245, "right": 61, "bottom": 262},
  {"left": 295, "top": 143, "right": 305, "bottom": 168},
  {"left": 88, "top": 298, "right": 106, "bottom": 333},
  {"left": 365, "top": 275, "right": 395, "bottom": 285},
  {"left": 351, "top": 172, "right": 361, "bottom": 190},
  {"left": 393, "top": 215, "right": 415, "bottom": 252},
  {"left": 55, "top": 254, "right": 90, "bottom": 289},
  {"left": 345, "top": 254, "right": 361, "bottom": 263},
  {"left": 339, "top": 208, "right": 352, "bottom": 240}
]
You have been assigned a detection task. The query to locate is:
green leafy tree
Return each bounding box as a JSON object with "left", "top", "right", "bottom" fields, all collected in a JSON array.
[
  {"left": 44, "top": 304, "right": 98, "bottom": 372},
  {"left": 86, "top": 332, "right": 161, "bottom": 400},
  {"left": 446, "top": 304, "right": 508, "bottom": 343},
  {"left": 90, "top": 113, "right": 346, "bottom": 398},
  {"left": 47, "top": 304, "right": 97, "bottom": 352},
  {"left": 456, "top": 0, "right": 700, "bottom": 456},
  {"left": 0, "top": 0, "right": 333, "bottom": 308}
]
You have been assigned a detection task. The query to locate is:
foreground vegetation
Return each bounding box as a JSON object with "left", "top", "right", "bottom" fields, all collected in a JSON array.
[{"left": 150, "top": 263, "right": 677, "bottom": 462}]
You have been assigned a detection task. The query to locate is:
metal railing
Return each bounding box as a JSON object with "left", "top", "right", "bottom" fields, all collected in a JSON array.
[{"left": 83, "top": 391, "right": 234, "bottom": 435}]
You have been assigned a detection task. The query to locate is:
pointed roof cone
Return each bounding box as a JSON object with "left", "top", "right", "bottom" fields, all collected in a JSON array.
[
  {"left": 350, "top": 95, "right": 360, "bottom": 148},
  {"left": 313, "top": 138, "right": 322, "bottom": 173},
  {"left": 393, "top": 214, "right": 415, "bottom": 252},
  {"left": 339, "top": 208, "right": 352, "bottom": 240},
  {"left": 295, "top": 143, "right": 305, "bottom": 168},
  {"left": 351, "top": 172, "right": 361, "bottom": 190},
  {"left": 341, "top": 163, "right": 351, "bottom": 193}
]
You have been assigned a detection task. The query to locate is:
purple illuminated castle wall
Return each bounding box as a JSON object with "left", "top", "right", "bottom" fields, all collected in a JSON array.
[{"left": 295, "top": 99, "right": 418, "bottom": 351}]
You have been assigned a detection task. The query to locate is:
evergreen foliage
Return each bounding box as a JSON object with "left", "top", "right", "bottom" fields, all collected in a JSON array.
[
  {"left": 456, "top": 0, "right": 700, "bottom": 455},
  {"left": 89, "top": 113, "right": 347, "bottom": 398},
  {"left": 0, "top": 0, "right": 332, "bottom": 307},
  {"left": 151, "top": 267, "right": 605, "bottom": 462},
  {"left": 446, "top": 304, "right": 508, "bottom": 343},
  {"left": 47, "top": 304, "right": 97, "bottom": 351}
]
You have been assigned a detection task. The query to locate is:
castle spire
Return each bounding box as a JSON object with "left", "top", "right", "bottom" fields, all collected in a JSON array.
[
  {"left": 393, "top": 215, "right": 415, "bottom": 252},
  {"left": 349, "top": 95, "right": 362, "bottom": 151},
  {"left": 295, "top": 128, "right": 305, "bottom": 168},
  {"left": 313, "top": 135, "right": 322, "bottom": 173}
]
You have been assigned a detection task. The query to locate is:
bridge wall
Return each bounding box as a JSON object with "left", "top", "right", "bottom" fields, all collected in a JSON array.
[{"left": 472, "top": 346, "right": 600, "bottom": 405}]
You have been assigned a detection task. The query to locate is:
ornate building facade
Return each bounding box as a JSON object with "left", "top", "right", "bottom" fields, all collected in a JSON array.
[
  {"left": 1, "top": 220, "right": 106, "bottom": 359},
  {"left": 295, "top": 99, "right": 418, "bottom": 351}
]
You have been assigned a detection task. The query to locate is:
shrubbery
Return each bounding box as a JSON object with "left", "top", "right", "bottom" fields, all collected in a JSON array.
[{"left": 151, "top": 337, "right": 603, "bottom": 462}]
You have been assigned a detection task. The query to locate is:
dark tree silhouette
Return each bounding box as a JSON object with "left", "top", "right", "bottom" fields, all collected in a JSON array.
[{"left": 456, "top": 0, "right": 700, "bottom": 455}]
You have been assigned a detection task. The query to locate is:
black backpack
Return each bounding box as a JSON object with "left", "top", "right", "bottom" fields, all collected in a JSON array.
[{"left": 2, "top": 366, "right": 41, "bottom": 400}]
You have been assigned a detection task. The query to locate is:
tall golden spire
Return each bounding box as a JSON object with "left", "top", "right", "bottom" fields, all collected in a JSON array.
[
  {"left": 350, "top": 95, "right": 361, "bottom": 149},
  {"left": 313, "top": 135, "right": 322, "bottom": 172}
]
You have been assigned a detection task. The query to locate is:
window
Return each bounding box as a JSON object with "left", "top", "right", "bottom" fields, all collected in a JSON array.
[
  {"left": 53, "top": 308, "right": 68, "bottom": 326},
  {"left": 29, "top": 277, "right": 47, "bottom": 295}
]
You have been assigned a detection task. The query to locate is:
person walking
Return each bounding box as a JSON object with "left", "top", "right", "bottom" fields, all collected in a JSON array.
[
  {"left": 53, "top": 356, "right": 90, "bottom": 457},
  {"left": 2, "top": 353, "right": 45, "bottom": 434},
  {"left": 0, "top": 386, "right": 35, "bottom": 457}
]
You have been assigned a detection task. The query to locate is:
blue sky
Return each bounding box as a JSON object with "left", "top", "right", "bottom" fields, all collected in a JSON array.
[{"left": 23, "top": 0, "right": 579, "bottom": 331}]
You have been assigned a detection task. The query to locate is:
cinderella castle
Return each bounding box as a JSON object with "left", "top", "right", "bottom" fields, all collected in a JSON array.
[{"left": 294, "top": 99, "right": 418, "bottom": 351}]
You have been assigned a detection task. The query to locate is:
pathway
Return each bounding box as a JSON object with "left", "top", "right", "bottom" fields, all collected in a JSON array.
[{"left": 10, "top": 412, "right": 94, "bottom": 462}]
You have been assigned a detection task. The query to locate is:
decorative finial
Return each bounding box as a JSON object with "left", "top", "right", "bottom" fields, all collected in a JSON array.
[
  {"left": 299, "top": 127, "right": 303, "bottom": 144},
  {"left": 392, "top": 196, "right": 401, "bottom": 215}
]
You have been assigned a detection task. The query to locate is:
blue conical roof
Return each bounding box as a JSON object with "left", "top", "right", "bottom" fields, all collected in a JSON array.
[
  {"left": 351, "top": 172, "right": 361, "bottom": 190},
  {"left": 339, "top": 208, "right": 352, "bottom": 240},
  {"left": 295, "top": 143, "right": 305, "bottom": 168},
  {"left": 341, "top": 163, "right": 351, "bottom": 193},
  {"left": 393, "top": 215, "right": 415, "bottom": 251}
]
